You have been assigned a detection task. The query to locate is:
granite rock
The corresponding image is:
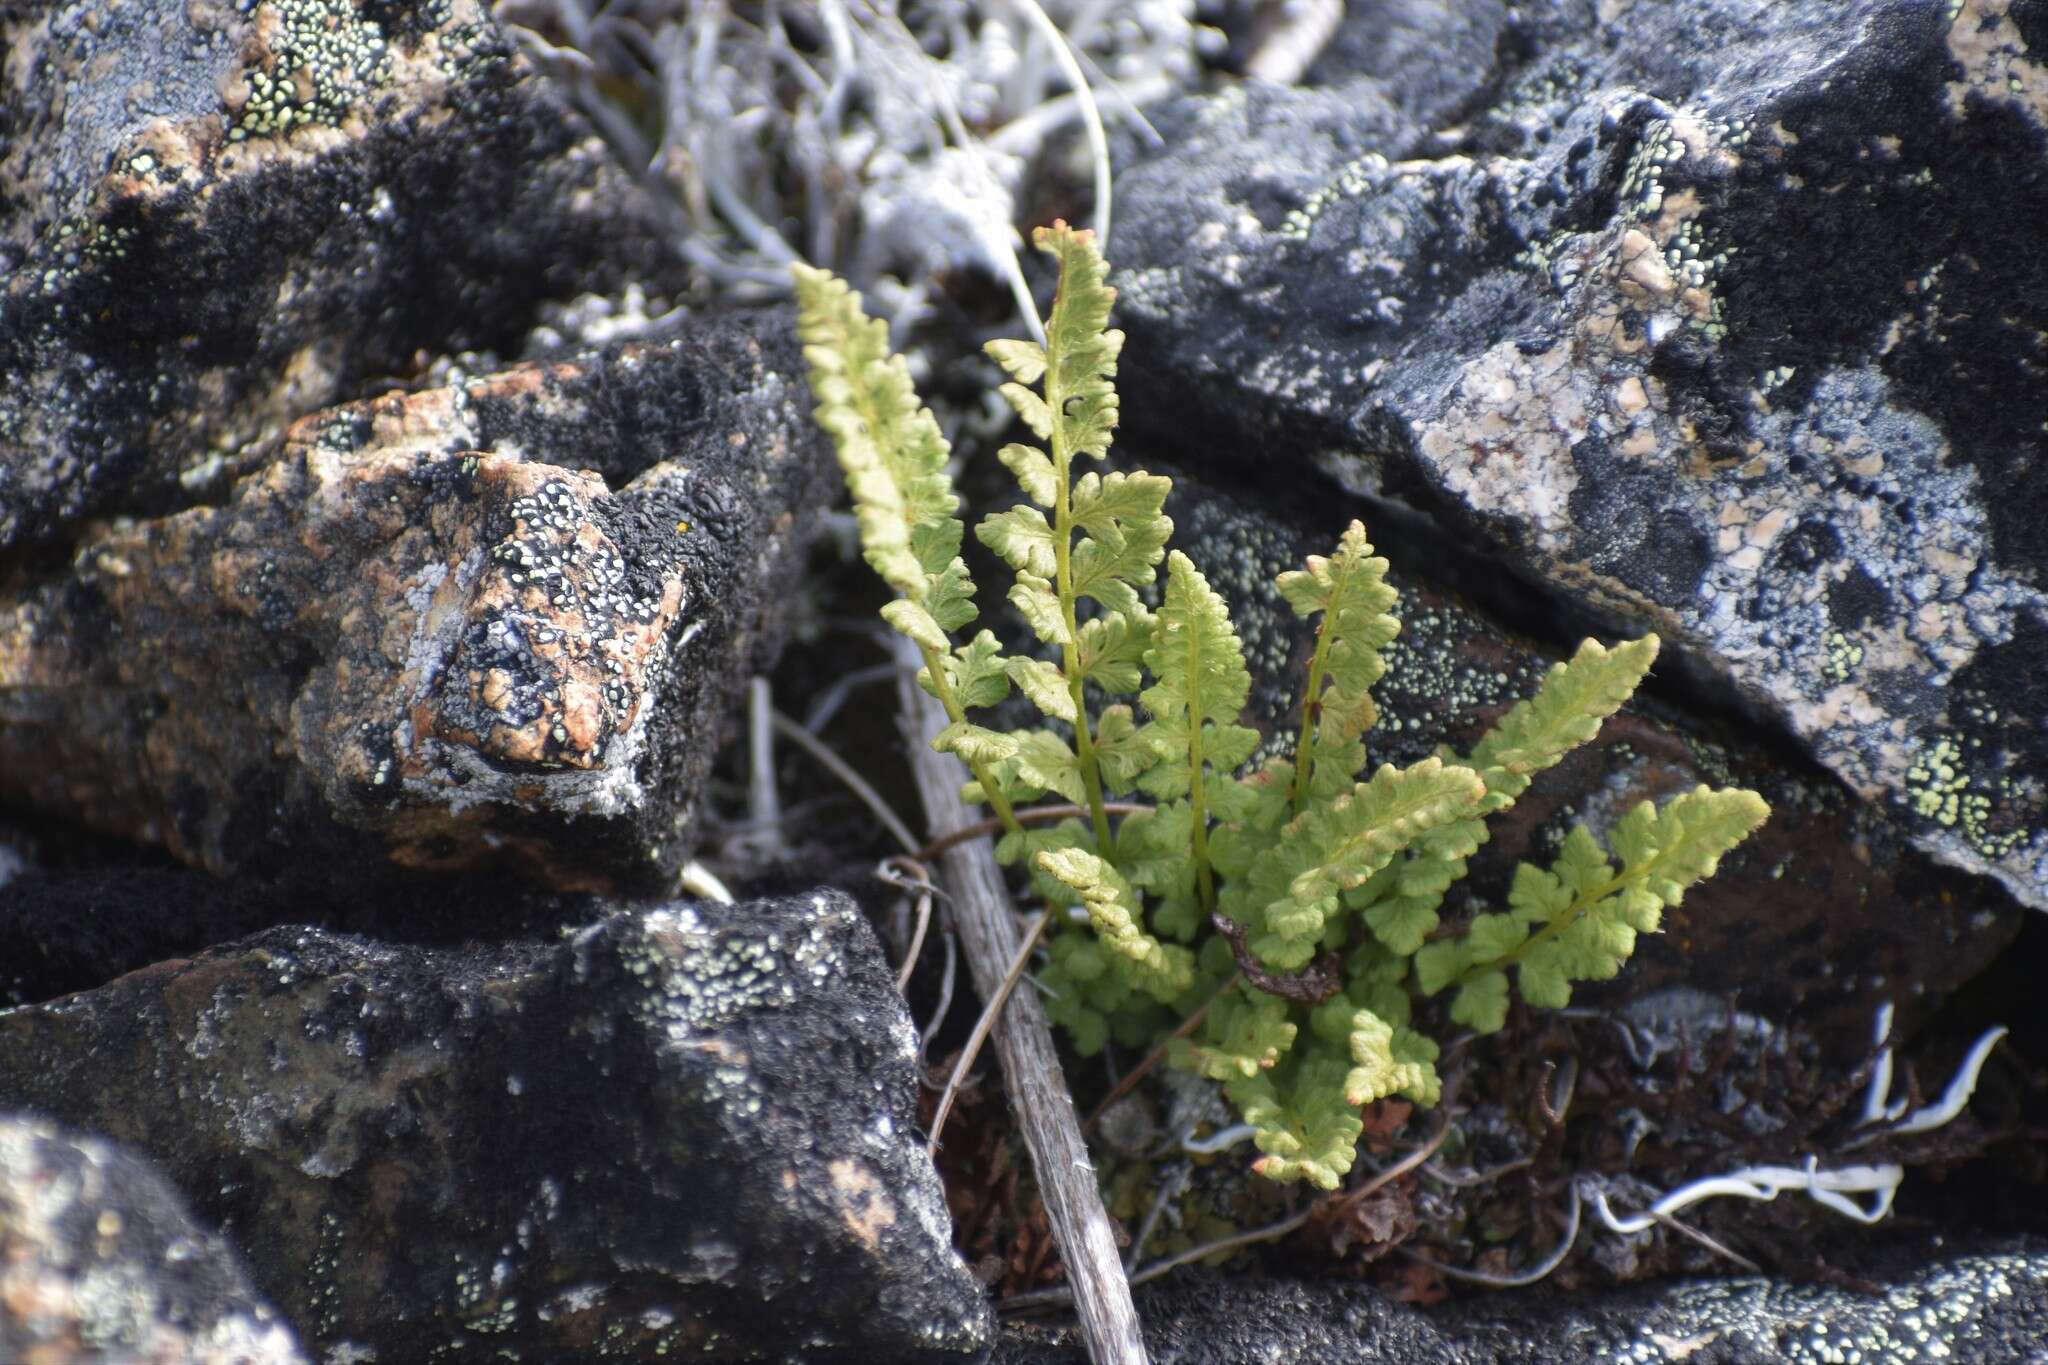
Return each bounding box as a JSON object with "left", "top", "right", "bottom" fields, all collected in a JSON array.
[
  {"left": 0, "top": 0, "right": 681, "bottom": 549},
  {"left": 1112, "top": 0, "right": 2048, "bottom": 907},
  {"left": 0, "top": 1114, "right": 305, "bottom": 1365},
  {"left": 0, "top": 892, "right": 991, "bottom": 1362},
  {"left": 0, "top": 318, "right": 831, "bottom": 892}
]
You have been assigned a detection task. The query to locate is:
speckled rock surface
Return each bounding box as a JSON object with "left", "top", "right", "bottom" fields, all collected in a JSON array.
[
  {"left": 1157, "top": 462, "right": 2018, "bottom": 1051},
  {"left": 0, "top": 1113, "right": 306, "bottom": 1365},
  {"left": 0, "top": 318, "right": 830, "bottom": 891},
  {"left": 0, "top": 0, "right": 681, "bottom": 549},
  {"left": 1112, "top": 0, "right": 2048, "bottom": 908},
  {"left": 996, "top": 1244, "right": 2048, "bottom": 1363},
  {"left": 0, "top": 892, "right": 992, "bottom": 1362}
]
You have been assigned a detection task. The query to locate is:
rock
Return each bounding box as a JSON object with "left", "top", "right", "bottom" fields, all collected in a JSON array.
[
  {"left": 0, "top": 891, "right": 992, "bottom": 1362},
  {"left": 0, "top": 0, "right": 681, "bottom": 550},
  {"left": 0, "top": 318, "right": 831, "bottom": 892},
  {"left": 0, "top": 1114, "right": 306, "bottom": 1365},
  {"left": 1111, "top": 0, "right": 2048, "bottom": 907},
  {"left": 1157, "top": 463, "right": 2019, "bottom": 1051},
  {"left": 0, "top": 862, "right": 610, "bottom": 1008},
  {"left": 996, "top": 1243, "right": 2048, "bottom": 1363}
]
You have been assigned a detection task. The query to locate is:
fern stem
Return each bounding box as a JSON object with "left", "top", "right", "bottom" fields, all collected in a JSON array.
[
  {"left": 1181, "top": 609, "right": 1217, "bottom": 916},
  {"left": 920, "top": 642, "right": 1024, "bottom": 837},
  {"left": 1290, "top": 615, "right": 1336, "bottom": 814},
  {"left": 1045, "top": 285, "right": 1115, "bottom": 857}
]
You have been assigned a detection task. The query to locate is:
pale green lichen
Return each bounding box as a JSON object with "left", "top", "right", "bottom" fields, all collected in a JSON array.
[
  {"left": 227, "top": 0, "right": 392, "bottom": 142},
  {"left": 1821, "top": 629, "right": 1864, "bottom": 685},
  {"left": 1905, "top": 735, "right": 2024, "bottom": 860}
]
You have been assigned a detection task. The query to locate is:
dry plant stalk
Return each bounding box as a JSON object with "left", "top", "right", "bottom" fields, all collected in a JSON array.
[{"left": 896, "top": 635, "right": 1149, "bottom": 1365}]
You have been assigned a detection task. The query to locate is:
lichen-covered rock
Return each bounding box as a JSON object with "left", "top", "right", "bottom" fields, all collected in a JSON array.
[
  {"left": 996, "top": 1243, "right": 2048, "bottom": 1363},
  {"left": 1112, "top": 0, "right": 2048, "bottom": 907},
  {"left": 0, "top": 318, "right": 830, "bottom": 891},
  {"left": 1158, "top": 464, "right": 2018, "bottom": 1049},
  {"left": 0, "top": 892, "right": 992, "bottom": 1362},
  {"left": 0, "top": 1114, "right": 306, "bottom": 1365},
  {"left": 0, "top": 0, "right": 681, "bottom": 549}
]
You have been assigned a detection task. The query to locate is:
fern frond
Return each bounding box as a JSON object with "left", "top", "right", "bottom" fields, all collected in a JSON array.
[
  {"left": 1276, "top": 521, "right": 1400, "bottom": 810},
  {"left": 1232, "top": 759, "right": 1487, "bottom": 971},
  {"left": 1170, "top": 984, "right": 1296, "bottom": 1081},
  {"left": 1466, "top": 636, "right": 1660, "bottom": 810},
  {"left": 1037, "top": 848, "right": 1196, "bottom": 1003},
  {"left": 976, "top": 222, "right": 1163, "bottom": 854},
  {"left": 1346, "top": 634, "right": 1659, "bottom": 956},
  {"left": 1036, "top": 222, "right": 1123, "bottom": 460},
  {"left": 1229, "top": 1060, "right": 1364, "bottom": 1191},
  {"left": 1309, "top": 1002, "right": 1442, "bottom": 1108},
  {"left": 792, "top": 265, "right": 971, "bottom": 612},
  {"left": 1416, "top": 785, "right": 1770, "bottom": 1031},
  {"left": 1139, "top": 551, "right": 1260, "bottom": 914}
]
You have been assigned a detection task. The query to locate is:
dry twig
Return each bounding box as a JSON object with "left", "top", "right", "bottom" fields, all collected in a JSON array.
[{"left": 894, "top": 637, "right": 1148, "bottom": 1365}]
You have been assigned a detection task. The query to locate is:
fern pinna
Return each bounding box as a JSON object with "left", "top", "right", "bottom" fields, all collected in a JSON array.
[{"left": 794, "top": 224, "right": 1769, "bottom": 1191}]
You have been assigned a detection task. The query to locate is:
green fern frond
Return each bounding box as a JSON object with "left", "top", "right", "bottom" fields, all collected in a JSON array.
[
  {"left": 1466, "top": 636, "right": 1660, "bottom": 809},
  {"left": 1170, "top": 984, "right": 1296, "bottom": 1081},
  {"left": 1036, "top": 222, "right": 1123, "bottom": 461},
  {"left": 792, "top": 265, "right": 971, "bottom": 611},
  {"left": 1231, "top": 758, "right": 1487, "bottom": 971},
  {"left": 1037, "top": 848, "right": 1197, "bottom": 1003},
  {"left": 1416, "top": 785, "right": 1770, "bottom": 1031},
  {"left": 1345, "top": 634, "right": 1660, "bottom": 956},
  {"left": 1139, "top": 551, "right": 1260, "bottom": 914},
  {"left": 1276, "top": 521, "right": 1400, "bottom": 810},
  {"left": 1230, "top": 1061, "right": 1365, "bottom": 1191}
]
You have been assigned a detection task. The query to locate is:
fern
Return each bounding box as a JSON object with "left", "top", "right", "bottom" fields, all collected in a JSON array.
[{"left": 794, "top": 226, "right": 1771, "bottom": 1193}]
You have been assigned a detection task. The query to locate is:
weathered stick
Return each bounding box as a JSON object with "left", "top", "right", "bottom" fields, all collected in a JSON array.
[{"left": 894, "top": 637, "right": 1149, "bottom": 1365}]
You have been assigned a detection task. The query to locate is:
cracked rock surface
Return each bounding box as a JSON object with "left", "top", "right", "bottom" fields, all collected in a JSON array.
[
  {"left": 0, "top": 319, "right": 831, "bottom": 891},
  {"left": 0, "top": 892, "right": 991, "bottom": 1362},
  {"left": 0, "top": 0, "right": 681, "bottom": 549},
  {"left": 1112, "top": 0, "right": 2048, "bottom": 908},
  {"left": 0, "top": 1114, "right": 306, "bottom": 1365}
]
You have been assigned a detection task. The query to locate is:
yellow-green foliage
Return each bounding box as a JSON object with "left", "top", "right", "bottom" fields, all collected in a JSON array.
[{"left": 794, "top": 225, "right": 1771, "bottom": 1192}]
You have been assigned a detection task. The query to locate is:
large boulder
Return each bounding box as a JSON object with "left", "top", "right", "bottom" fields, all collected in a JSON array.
[
  {"left": 0, "top": 892, "right": 991, "bottom": 1362},
  {"left": 1112, "top": 0, "right": 2048, "bottom": 907},
  {"left": 0, "top": 0, "right": 681, "bottom": 549},
  {"left": 0, "top": 1114, "right": 306, "bottom": 1365},
  {"left": 0, "top": 319, "right": 830, "bottom": 892}
]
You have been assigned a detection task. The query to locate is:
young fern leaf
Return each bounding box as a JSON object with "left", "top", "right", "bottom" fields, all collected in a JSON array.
[
  {"left": 1230, "top": 1060, "right": 1365, "bottom": 1191},
  {"left": 1275, "top": 521, "right": 1400, "bottom": 810},
  {"left": 791, "top": 265, "right": 970, "bottom": 613},
  {"left": 1347, "top": 634, "right": 1659, "bottom": 955},
  {"left": 1139, "top": 552, "right": 1261, "bottom": 914}
]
